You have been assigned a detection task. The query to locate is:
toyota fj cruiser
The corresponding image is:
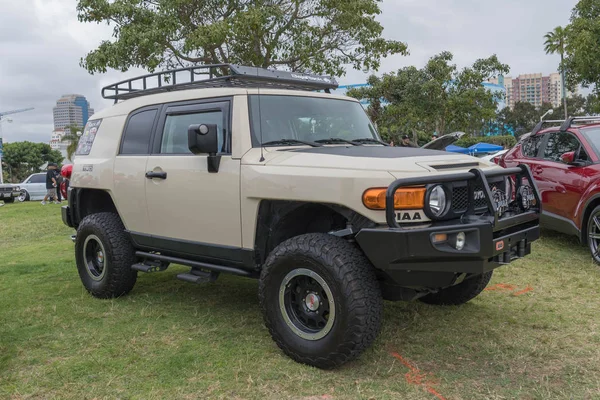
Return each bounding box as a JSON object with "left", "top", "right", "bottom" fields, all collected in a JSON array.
[{"left": 62, "top": 65, "right": 541, "bottom": 369}]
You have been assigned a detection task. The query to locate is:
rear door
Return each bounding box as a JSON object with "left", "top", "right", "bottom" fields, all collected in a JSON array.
[
  {"left": 144, "top": 98, "right": 242, "bottom": 256},
  {"left": 112, "top": 106, "right": 161, "bottom": 233}
]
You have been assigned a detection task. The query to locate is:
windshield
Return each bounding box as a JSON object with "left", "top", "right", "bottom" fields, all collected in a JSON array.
[
  {"left": 581, "top": 127, "right": 600, "bottom": 155},
  {"left": 248, "top": 95, "right": 380, "bottom": 146}
]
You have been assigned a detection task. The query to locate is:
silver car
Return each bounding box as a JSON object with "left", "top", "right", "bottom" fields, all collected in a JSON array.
[{"left": 18, "top": 173, "right": 47, "bottom": 201}]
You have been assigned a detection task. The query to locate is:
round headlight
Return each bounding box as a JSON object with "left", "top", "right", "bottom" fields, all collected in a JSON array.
[{"left": 427, "top": 185, "right": 447, "bottom": 218}]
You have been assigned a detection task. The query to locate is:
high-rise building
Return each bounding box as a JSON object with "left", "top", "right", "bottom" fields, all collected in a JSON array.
[
  {"left": 493, "top": 73, "right": 574, "bottom": 110},
  {"left": 53, "top": 94, "right": 94, "bottom": 130}
]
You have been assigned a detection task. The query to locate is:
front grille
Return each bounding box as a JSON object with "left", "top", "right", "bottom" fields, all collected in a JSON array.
[
  {"left": 0, "top": 187, "right": 13, "bottom": 193},
  {"left": 451, "top": 184, "right": 489, "bottom": 213}
]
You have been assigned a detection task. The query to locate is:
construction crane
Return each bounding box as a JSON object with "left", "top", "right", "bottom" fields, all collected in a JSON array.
[
  {"left": 0, "top": 107, "right": 34, "bottom": 121},
  {"left": 0, "top": 107, "right": 34, "bottom": 184}
]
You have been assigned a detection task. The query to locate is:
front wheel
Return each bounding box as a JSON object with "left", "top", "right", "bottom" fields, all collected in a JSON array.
[
  {"left": 75, "top": 212, "right": 137, "bottom": 298},
  {"left": 419, "top": 271, "right": 493, "bottom": 306},
  {"left": 4, "top": 197, "right": 14, "bottom": 203},
  {"left": 17, "top": 190, "right": 29, "bottom": 202},
  {"left": 259, "top": 233, "right": 383, "bottom": 369}
]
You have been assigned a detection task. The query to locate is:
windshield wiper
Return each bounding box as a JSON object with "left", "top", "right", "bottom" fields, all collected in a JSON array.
[
  {"left": 351, "top": 138, "right": 389, "bottom": 146},
  {"left": 261, "top": 139, "right": 322, "bottom": 147},
  {"left": 315, "top": 138, "right": 362, "bottom": 146}
]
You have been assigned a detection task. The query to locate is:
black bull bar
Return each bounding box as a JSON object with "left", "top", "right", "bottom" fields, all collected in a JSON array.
[{"left": 385, "top": 164, "right": 542, "bottom": 229}]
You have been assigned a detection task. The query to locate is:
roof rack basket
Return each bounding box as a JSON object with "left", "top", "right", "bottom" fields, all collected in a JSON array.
[
  {"left": 532, "top": 116, "right": 600, "bottom": 136},
  {"left": 101, "top": 64, "right": 339, "bottom": 102}
]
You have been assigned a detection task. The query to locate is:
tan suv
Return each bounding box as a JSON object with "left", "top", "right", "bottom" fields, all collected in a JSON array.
[{"left": 62, "top": 65, "right": 541, "bottom": 369}]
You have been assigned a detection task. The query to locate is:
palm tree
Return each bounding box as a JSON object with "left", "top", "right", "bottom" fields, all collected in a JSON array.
[
  {"left": 61, "top": 123, "right": 83, "bottom": 161},
  {"left": 545, "top": 26, "right": 568, "bottom": 118}
]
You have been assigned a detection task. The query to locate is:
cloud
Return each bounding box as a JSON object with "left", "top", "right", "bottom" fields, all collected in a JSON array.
[{"left": 0, "top": 0, "right": 578, "bottom": 144}]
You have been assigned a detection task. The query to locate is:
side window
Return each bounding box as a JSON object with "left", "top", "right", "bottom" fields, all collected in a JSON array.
[
  {"left": 522, "top": 135, "right": 542, "bottom": 158},
  {"left": 30, "top": 174, "right": 45, "bottom": 183},
  {"left": 160, "top": 110, "right": 223, "bottom": 154},
  {"left": 120, "top": 109, "right": 158, "bottom": 155},
  {"left": 543, "top": 132, "right": 586, "bottom": 162}
]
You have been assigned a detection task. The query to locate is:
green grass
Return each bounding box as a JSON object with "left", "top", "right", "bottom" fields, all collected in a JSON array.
[{"left": 1, "top": 202, "right": 600, "bottom": 399}]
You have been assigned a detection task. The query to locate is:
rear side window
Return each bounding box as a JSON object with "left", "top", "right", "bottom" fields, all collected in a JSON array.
[
  {"left": 521, "top": 135, "right": 542, "bottom": 158},
  {"left": 75, "top": 119, "right": 102, "bottom": 156},
  {"left": 120, "top": 109, "right": 158, "bottom": 155}
]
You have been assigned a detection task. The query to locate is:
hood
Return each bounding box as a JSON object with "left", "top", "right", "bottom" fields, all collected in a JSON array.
[
  {"left": 243, "top": 145, "right": 492, "bottom": 174},
  {"left": 421, "top": 131, "right": 466, "bottom": 150}
]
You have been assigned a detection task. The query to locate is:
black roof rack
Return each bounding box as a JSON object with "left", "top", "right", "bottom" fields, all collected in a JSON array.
[
  {"left": 531, "top": 116, "right": 600, "bottom": 136},
  {"left": 102, "top": 64, "right": 339, "bottom": 102}
]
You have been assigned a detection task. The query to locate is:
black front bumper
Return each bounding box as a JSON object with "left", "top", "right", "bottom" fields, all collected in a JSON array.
[{"left": 355, "top": 165, "right": 541, "bottom": 290}]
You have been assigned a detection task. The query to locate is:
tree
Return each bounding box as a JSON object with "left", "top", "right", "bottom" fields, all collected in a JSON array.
[
  {"left": 347, "top": 52, "right": 509, "bottom": 142},
  {"left": 544, "top": 26, "right": 568, "bottom": 118},
  {"left": 2, "top": 142, "right": 63, "bottom": 183},
  {"left": 76, "top": 0, "right": 408, "bottom": 77},
  {"left": 563, "top": 0, "right": 600, "bottom": 94},
  {"left": 62, "top": 123, "right": 84, "bottom": 161}
]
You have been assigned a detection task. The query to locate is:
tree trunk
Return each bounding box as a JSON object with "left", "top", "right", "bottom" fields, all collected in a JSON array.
[{"left": 561, "top": 53, "right": 568, "bottom": 119}]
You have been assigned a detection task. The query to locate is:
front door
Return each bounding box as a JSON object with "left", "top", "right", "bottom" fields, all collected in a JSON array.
[
  {"left": 537, "top": 131, "right": 591, "bottom": 220},
  {"left": 145, "top": 99, "right": 242, "bottom": 259}
]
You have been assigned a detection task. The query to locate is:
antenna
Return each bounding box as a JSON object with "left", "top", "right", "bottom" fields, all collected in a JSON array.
[{"left": 258, "top": 86, "right": 265, "bottom": 162}]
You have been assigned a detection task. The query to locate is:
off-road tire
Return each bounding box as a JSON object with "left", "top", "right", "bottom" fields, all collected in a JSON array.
[
  {"left": 419, "top": 271, "right": 493, "bottom": 306},
  {"left": 259, "top": 233, "right": 382, "bottom": 369},
  {"left": 75, "top": 212, "right": 137, "bottom": 298},
  {"left": 4, "top": 197, "right": 14, "bottom": 203}
]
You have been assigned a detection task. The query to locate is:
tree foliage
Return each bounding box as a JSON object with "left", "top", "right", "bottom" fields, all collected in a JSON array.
[
  {"left": 2, "top": 142, "right": 63, "bottom": 183},
  {"left": 346, "top": 52, "right": 509, "bottom": 143},
  {"left": 76, "top": 0, "right": 407, "bottom": 76},
  {"left": 563, "top": 0, "right": 600, "bottom": 92}
]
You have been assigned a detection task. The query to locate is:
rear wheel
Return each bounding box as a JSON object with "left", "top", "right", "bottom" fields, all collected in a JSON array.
[
  {"left": 587, "top": 206, "right": 600, "bottom": 264},
  {"left": 75, "top": 212, "right": 137, "bottom": 298},
  {"left": 259, "top": 233, "right": 382, "bottom": 369},
  {"left": 419, "top": 271, "right": 493, "bottom": 306}
]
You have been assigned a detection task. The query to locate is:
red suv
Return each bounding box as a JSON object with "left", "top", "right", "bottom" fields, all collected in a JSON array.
[{"left": 500, "top": 117, "right": 600, "bottom": 263}]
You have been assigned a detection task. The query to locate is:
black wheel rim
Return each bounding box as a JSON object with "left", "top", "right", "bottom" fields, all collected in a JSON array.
[
  {"left": 589, "top": 212, "right": 600, "bottom": 262},
  {"left": 83, "top": 234, "right": 107, "bottom": 281},
  {"left": 279, "top": 268, "right": 335, "bottom": 341}
]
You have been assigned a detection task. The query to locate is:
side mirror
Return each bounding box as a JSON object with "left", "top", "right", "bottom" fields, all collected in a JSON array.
[
  {"left": 188, "top": 124, "right": 221, "bottom": 173},
  {"left": 560, "top": 151, "right": 575, "bottom": 165}
]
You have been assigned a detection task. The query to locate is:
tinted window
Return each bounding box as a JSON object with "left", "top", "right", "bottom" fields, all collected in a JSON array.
[
  {"left": 522, "top": 135, "right": 542, "bottom": 158},
  {"left": 120, "top": 109, "right": 157, "bottom": 154},
  {"left": 543, "top": 132, "right": 588, "bottom": 162},
  {"left": 29, "top": 174, "right": 45, "bottom": 183},
  {"left": 248, "top": 95, "right": 378, "bottom": 146},
  {"left": 160, "top": 111, "right": 223, "bottom": 154}
]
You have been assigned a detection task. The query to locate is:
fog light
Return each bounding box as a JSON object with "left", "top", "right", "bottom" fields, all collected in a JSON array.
[{"left": 455, "top": 232, "right": 466, "bottom": 250}]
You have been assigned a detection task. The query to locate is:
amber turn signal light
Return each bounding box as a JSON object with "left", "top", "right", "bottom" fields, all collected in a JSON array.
[{"left": 362, "top": 187, "right": 426, "bottom": 210}]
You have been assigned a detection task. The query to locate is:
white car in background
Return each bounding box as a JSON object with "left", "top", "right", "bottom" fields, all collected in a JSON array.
[
  {"left": 18, "top": 173, "right": 47, "bottom": 201},
  {"left": 480, "top": 149, "right": 509, "bottom": 164}
]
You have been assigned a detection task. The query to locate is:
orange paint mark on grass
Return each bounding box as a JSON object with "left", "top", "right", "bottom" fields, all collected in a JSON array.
[
  {"left": 513, "top": 285, "right": 534, "bottom": 296},
  {"left": 484, "top": 283, "right": 534, "bottom": 296},
  {"left": 390, "top": 352, "right": 448, "bottom": 400},
  {"left": 484, "top": 283, "right": 517, "bottom": 292}
]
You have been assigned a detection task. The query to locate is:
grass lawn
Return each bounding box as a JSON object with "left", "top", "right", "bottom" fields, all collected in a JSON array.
[{"left": 1, "top": 201, "right": 599, "bottom": 400}]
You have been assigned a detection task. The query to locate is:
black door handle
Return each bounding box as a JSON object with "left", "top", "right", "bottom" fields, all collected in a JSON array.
[{"left": 145, "top": 171, "right": 167, "bottom": 179}]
